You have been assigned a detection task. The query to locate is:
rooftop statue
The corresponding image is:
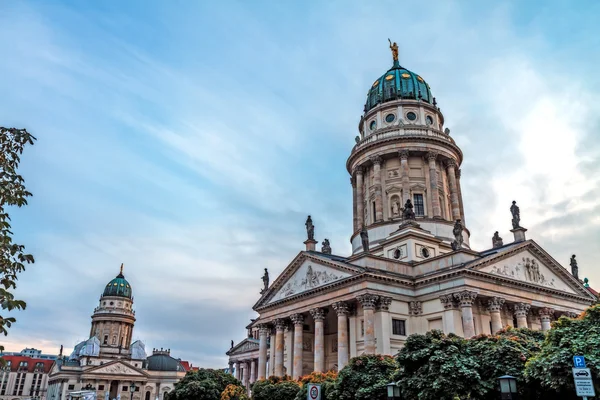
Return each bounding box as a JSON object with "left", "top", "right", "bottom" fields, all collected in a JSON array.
[
  {"left": 388, "top": 38, "right": 399, "bottom": 62},
  {"left": 260, "top": 268, "right": 269, "bottom": 294},
  {"left": 510, "top": 200, "right": 521, "bottom": 229},
  {"left": 360, "top": 227, "right": 370, "bottom": 253},
  {"left": 321, "top": 239, "right": 332, "bottom": 254},
  {"left": 570, "top": 254, "right": 579, "bottom": 280},
  {"left": 402, "top": 199, "right": 416, "bottom": 220},
  {"left": 492, "top": 231, "right": 504, "bottom": 248},
  {"left": 305, "top": 215, "right": 315, "bottom": 241},
  {"left": 451, "top": 219, "right": 464, "bottom": 251}
]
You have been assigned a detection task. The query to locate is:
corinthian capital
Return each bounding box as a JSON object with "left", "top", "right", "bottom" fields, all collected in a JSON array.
[
  {"left": 290, "top": 313, "right": 304, "bottom": 326},
  {"left": 332, "top": 301, "right": 350, "bottom": 316},
  {"left": 274, "top": 318, "right": 287, "bottom": 331},
  {"left": 371, "top": 155, "right": 382, "bottom": 166},
  {"left": 487, "top": 297, "right": 505, "bottom": 312},
  {"left": 538, "top": 307, "right": 554, "bottom": 318},
  {"left": 398, "top": 150, "right": 409, "bottom": 161},
  {"left": 513, "top": 303, "right": 531, "bottom": 317},
  {"left": 426, "top": 151, "right": 438, "bottom": 162},
  {"left": 439, "top": 294, "right": 456, "bottom": 310},
  {"left": 377, "top": 297, "right": 392, "bottom": 312},
  {"left": 445, "top": 159, "right": 457, "bottom": 169},
  {"left": 357, "top": 293, "right": 379, "bottom": 310},
  {"left": 454, "top": 290, "right": 477, "bottom": 307},
  {"left": 354, "top": 166, "right": 365, "bottom": 176},
  {"left": 309, "top": 307, "right": 327, "bottom": 321},
  {"left": 258, "top": 323, "right": 271, "bottom": 335}
]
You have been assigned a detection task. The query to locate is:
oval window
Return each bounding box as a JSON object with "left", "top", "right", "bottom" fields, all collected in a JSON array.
[
  {"left": 369, "top": 120, "right": 377, "bottom": 131},
  {"left": 406, "top": 112, "right": 417, "bottom": 121},
  {"left": 385, "top": 113, "right": 395, "bottom": 123},
  {"left": 426, "top": 115, "right": 434, "bottom": 125},
  {"left": 421, "top": 247, "right": 430, "bottom": 258}
]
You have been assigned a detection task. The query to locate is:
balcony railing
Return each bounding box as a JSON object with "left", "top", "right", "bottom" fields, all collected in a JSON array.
[{"left": 353, "top": 125, "right": 455, "bottom": 152}]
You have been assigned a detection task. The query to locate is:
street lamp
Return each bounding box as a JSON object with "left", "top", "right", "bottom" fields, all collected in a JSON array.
[
  {"left": 386, "top": 382, "right": 401, "bottom": 400},
  {"left": 498, "top": 375, "right": 518, "bottom": 400},
  {"left": 129, "top": 383, "right": 137, "bottom": 394}
]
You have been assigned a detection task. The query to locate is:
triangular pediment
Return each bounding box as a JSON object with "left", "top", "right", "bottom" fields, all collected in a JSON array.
[
  {"left": 256, "top": 253, "right": 361, "bottom": 308},
  {"left": 473, "top": 242, "right": 591, "bottom": 298},
  {"left": 85, "top": 361, "right": 146, "bottom": 377},
  {"left": 227, "top": 339, "right": 260, "bottom": 356}
]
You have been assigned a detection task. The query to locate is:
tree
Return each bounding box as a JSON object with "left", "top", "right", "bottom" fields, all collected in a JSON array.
[
  {"left": 331, "top": 355, "right": 397, "bottom": 400},
  {"left": 170, "top": 369, "right": 241, "bottom": 400},
  {"left": 294, "top": 371, "right": 337, "bottom": 400},
  {"left": 220, "top": 384, "right": 248, "bottom": 400},
  {"left": 394, "top": 330, "right": 483, "bottom": 400},
  {"left": 467, "top": 327, "right": 545, "bottom": 400},
  {"left": 251, "top": 376, "right": 299, "bottom": 400},
  {"left": 0, "top": 127, "right": 36, "bottom": 352},
  {"left": 525, "top": 306, "right": 600, "bottom": 399}
]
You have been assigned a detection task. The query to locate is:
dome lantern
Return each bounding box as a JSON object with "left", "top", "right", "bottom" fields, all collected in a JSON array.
[{"left": 102, "top": 263, "right": 133, "bottom": 298}]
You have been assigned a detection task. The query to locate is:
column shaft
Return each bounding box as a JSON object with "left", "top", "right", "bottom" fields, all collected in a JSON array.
[
  {"left": 378, "top": 297, "right": 392, "bottom": 355},
  {"left": 514, "top": 303, "right": 531, "bottom": 329},
  {"left": 349, "top": 312, "right": 357, "bottom": 358},
  {"left": 427, "top": 153, "right": 442, "bottom": 218},
  {"left": 274, "top": 320, "right": 285, "bottom": 377},
  {"left": 446, "top": 160, "right": 461, "bottom": 221},
  {"left": 456, "top": 169, "right": 466, "bottom": 224},
  {"left": 455, "top": 291, "right": 477, "bottom": 338},
  {"left": 333, "top": 302, "right": 349, "bottom": 370},
  {"left": 291, "top": 314, "right": 304, "bottom": 379},
  {"left": 356, "top": 168, "right": 365, "bottom": 230},
  {"left": 539, "top": 308, "right": 554, "bottom": 332},
  {"left": 357, "top": 294, "right": 379, "bottom": 354},
  {"left": 257, "top": 326, "right": 268, "bottom": 379},
  {"left": 250, "top": 360, "right": 256, "bottom": 383},
  {"left": 372, "top": 157, "right": 383, "bottom": 222},
  {"left": 488, "top": 297, "right": 505, "bottom": 334},
  {"left": 310, "top": 308, "right": 326, "bottom": 373},
  {"left": 269, "top": 331, "right": 276, "bottom": 376},
  {"left": 234, "top": 362, "right": 240, "bottom": 381},
  {"left": 284, "top": 326, "right": 294, "bottom": 376},
  {"left": 351, "top": 177, "right": 357, "bottom": 232},
  {"left": 399, "top": 151, "right": 410, "bottom": 205}
]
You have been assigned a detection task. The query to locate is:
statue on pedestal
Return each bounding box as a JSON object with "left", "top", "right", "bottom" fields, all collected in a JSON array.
[
  {"left": 388, "top": 38, "right": 399, "bottom": 62},
  {"left": 510, "top": 201, "right": 521, "bottom": 229},
  {"left": 402, "top": 199, "right": 415, "bottom": 220},
  {"left": 451, "top": 219, "right": 464, "bottom": 251},
  {"left": 305, "top": 215, "right": 315, "bottom": 240},
  {"left": 260, "top": 268, "right": 269, "bottom": 294},
  {"left": 570, "top": 254, "right": 579, "bottom": 280},
  {"left": 492, "top": 231, "right": 503, "bottom": 248}
]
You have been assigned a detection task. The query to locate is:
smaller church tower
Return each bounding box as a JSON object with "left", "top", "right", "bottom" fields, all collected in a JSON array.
[{"left": 89, "top": 264, "right": 136, "bottom": 358}]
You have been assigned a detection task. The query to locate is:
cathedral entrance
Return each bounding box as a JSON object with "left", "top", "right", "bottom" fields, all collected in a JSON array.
[{"left": 109, "top": 381, "right": 119, "bottom": 400}]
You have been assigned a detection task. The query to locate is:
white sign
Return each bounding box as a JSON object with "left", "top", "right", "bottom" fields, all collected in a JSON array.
[
  {"left": 575, "top": 379, "right": 596, "bottom": 397},
  {"left": 573, "top": 368, "right": 592, "bottom": 380},
  {"left": 307, "top": 384, "right": 321, "bottom": 400}
]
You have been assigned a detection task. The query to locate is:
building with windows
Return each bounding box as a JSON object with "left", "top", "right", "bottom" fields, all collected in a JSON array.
[
  {"left": 226, "top": 46, "right": 597, "bottom": 390},
  {"left": 46, "top": 266, "right": 188, "bottom": 400},
  {"left": 1, "top": 349, "right": 57, "bottom": 361},
  {"left": 0, "top": 356, "right": 54, "bottom": 400}
]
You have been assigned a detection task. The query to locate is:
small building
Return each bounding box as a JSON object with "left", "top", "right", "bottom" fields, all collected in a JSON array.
[{"left": 0, "top": 355, "right": 54, "bottom": 400}]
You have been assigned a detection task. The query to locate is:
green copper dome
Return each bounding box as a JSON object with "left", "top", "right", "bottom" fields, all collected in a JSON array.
[
  {"left": 103, "top": 264, "right": 132, "bottom": 298},
  {"left": 364, "top": 61, "right": 433, "bottom": 113}
]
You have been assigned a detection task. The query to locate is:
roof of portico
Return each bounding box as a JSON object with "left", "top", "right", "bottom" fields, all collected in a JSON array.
[{"left": 226, "top": 338, "right": 260, "bottom": 357}]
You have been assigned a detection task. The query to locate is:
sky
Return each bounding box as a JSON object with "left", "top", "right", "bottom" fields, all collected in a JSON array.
[{"left": 0, "top": 0, "right": 599, "bottom": 368}]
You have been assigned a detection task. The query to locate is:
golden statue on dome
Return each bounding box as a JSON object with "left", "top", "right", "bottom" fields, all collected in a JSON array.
[{"left": 388, "top": 38, "right": 399, "bottom": 62}]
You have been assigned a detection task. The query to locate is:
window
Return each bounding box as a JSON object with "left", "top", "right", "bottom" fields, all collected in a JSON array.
[
  {"left": 123, "top": 386, "right": 129, "bottom": 392},
  {"left": 136, "top": 387, "right": 140, "bottom": 392},
  {"left": 426, "top": 115, "right": 434, "bottom": 125},
  {"left": 68, "top": 385, "right": 75, "bottom": 391},
  {"left": 369, "top": 120, "right": 377, "bottom": 131},
  {"left": 99, "top": 385, "right": 105, "bottom": 391},
  {"left": 103, "top": 335, "right": 108, "bottom": 345},
  {"left": 372, "top": 202, "right": 376, "bottom": 222},
  {"left": 406, "top": 111, "right": 417, "bottom": 121},
  {"left": 385, "top": 113, "right": 395, "bottom": 123},
  {"left": 413, "top": 194, "right": 425, "bottom": 216},
  {"left": 392, "top": 319, "right": 406, "bottom": 336}
]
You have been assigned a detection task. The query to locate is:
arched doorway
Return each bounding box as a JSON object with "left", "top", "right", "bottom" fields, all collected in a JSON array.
[
  {"left": 109, "top": 381, "right": 119, "bottom": 400},
  {"left": 145, "top": 392, "right": 150, "bottom": 400}
]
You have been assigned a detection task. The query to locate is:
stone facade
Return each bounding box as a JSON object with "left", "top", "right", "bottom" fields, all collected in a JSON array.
[{"left": 226, "top": 54, "right": 597, "bottom": 390}]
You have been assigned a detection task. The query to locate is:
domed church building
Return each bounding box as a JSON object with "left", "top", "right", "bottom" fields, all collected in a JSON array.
[
  {"left": 47, "top": 266, "right": 187, "bottom": 400},
  {"left": 226, "top": 43, "right": 597, "bottom": 391}
]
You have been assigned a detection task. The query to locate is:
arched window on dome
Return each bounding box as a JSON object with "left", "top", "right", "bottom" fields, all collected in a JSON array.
[
  {"left": 103, "top": 335, "right": 108, "bottom": 345},
  {"left": 112, "top": 336, "right": 117, "bottom": 345}
]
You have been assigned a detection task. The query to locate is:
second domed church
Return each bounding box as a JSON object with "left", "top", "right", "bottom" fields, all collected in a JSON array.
[{"left": 226, "top": 43, "right": 597, "bottom": 390}]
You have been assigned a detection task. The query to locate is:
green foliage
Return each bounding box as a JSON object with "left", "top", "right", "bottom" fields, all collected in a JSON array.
[
  {"left": 294, "top": 371, "right": 337, "bottom": 400},
  {"left": 251, "top": 376, "right": 299, "bottom": 400},
  {"left": 525, "top": 306, "right": 600, "bottom": 399},
  {"left": 330, "top": 354, "right": 397, "bottom": 400},
  {"left": 395, "top": 330, "right": 483, "bottom": 400},
  {"left": 220, "top": 383, "right": 248, "bottom": 400},
  {"left": 0, "top": 127, "right": 36, "bottom": 352},
  {"left": 467, "top": 327, "right": 544, "bottom": 400},
  {"left": 171, "top": 369, "right": 241, "bottom": 400}
]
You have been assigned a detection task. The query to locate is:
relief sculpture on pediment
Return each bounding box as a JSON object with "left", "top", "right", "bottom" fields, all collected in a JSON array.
[
  {"left": 277, "top": 265, "right": 342, "bottom": 300},
  {"left": 490, "top": 257, "right": 556, "bottom": 288}
]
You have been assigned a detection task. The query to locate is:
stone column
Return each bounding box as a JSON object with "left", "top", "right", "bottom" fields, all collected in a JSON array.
[
  {"left": 456, "top": 168, "right": 466, "bottom": 224},
  {"left": 357, "top": 294, "right": 379, "bottom": 354},
  {"left": 371, "top": 156, "right": 383, "bottom": 222},
  {"left": 426, "top": 152, "right": 442, "bottom": 218},
  {"left": 539, "top": 308, "right": 554, "bottom": 332},
  {"left": 446, "top": 160, "right": 461, "bottom": 221},
  {"left": 399, "top": 150, "right": 410, "bottom": 205},
  {"left": 269, "top": 329, "right": 276, "bottom": 376},
  {"left": 310, "top": 307, "right": 326, "bottom": 373},
  {"left": 274, "top": 319, "right": 286, "bottom": 377},
  {"left": 290, "top": 314, "right": 304, "bottom": 379},
  {"left": 284, "top": 324, "right": 294, "bottom": 376},
  {"left": 377, "top": 297, "right": 392, "bottom": 355},
  {"left": 454, "top": 290, "right": 477, "bottom": 338},
  {"left": 332, "top": 301, "right": 350, "bottom": 369},
  {"left": 351, "top": 177, "right": 357, "bottom": 232},
  {"left": 257, "top": 325, "right": 269, "bottom": 379},
  {"left": 250, "top": 359, "right": 256, "bottom": 383},
  {"left": 348, "top": 306, "right": 357, "bottom": 358},
  {"left": 514, "top": 303, "right": 531, "bottom": 329},
  {"left": 241, "top": 361, "right": 248, "bottom": 388},
  {"left": 355, "top": 167, "right": 365, "bottom": 230},
  {"left": 440, "top": 294, "right": 460, "bottom": 335},
  {"left": 487, "top": 297, "right": 505, "bottom": 334},
  {"left": 234, "top": 361, "right": 240, "bottom": 381}
]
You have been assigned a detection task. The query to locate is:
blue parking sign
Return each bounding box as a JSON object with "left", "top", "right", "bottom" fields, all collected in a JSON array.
[{"left": 574, "top": 356, "right": 586, "bottom": 368}]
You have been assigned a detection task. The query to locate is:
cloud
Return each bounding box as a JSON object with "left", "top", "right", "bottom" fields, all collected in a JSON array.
[{"left": 1, "top": 0, "right": 599, "bottom": 368}]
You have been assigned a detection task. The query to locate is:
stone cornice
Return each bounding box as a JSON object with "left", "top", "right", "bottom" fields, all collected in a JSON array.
[{"left": 349, "top": 217, "right": 472, "bottom": 242}]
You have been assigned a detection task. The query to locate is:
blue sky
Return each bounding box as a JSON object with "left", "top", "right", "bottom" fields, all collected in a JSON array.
[{"left": 1, "top": 0, "right": 599, "bottom": 367}]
